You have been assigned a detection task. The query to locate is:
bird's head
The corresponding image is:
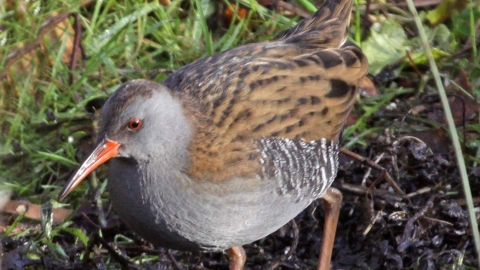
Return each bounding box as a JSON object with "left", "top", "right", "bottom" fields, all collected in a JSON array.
[{"left": 58, "top": 79, "right": 192, "bottom": 201}]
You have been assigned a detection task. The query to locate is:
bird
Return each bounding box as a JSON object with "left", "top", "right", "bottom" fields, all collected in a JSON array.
[{"left": 58, "top": 0, "right": 368, "bottom": 269}]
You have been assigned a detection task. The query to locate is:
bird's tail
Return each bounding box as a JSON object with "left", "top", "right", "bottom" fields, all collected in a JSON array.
[{"left": 274, "top": 0, "right": 354, "bottom": 49}]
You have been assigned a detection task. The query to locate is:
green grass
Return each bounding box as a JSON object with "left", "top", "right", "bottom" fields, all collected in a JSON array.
[{"left": 1, "top": 0, "right": 292, "bottom": 199}]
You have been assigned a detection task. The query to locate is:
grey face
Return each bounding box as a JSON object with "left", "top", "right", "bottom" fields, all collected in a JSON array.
[
  {"left": 100, "top": 79, "right": 193, "bottom": 163},
  {"left": 58, "top": 79, "right": 193, "bottom": 201}
]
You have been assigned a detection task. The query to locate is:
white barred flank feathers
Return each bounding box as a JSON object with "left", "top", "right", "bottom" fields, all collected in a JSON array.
[{"left": 259, "top": 137, "right": 339, "bottom": 201}]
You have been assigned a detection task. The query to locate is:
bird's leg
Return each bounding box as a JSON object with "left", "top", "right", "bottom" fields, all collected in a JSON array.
[
  {"left": 318, "top": 187, "right": 343, "bottom": 270},
  {"left": 228, "top": 246, "right": 246, "bottom": 270}
]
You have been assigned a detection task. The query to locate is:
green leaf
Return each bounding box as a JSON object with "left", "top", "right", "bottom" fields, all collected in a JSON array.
[
  {"left": 34, "top": 151, "right": 78, "bottom": 166},
  {"left": 362, "top": 19, "right": 409, "bottom": 74},
  {"left": 426, "top": 0, "right": 468, "bottom": 25},
  {"left": 403, "top": 48, "right": 451, "bottom": 66},
  {"left": 62, "top": 228, "right": 89, "bottom": 247}
]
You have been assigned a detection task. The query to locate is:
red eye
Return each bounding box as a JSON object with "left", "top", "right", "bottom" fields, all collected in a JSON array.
[{"left": 128, "top": 118, "right": 142, "bottom": 130}]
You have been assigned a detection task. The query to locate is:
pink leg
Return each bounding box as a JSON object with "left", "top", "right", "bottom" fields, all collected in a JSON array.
[
  {"left": 228, "top": 246, "right": 246, "bottom": 270},
  {"left": 317, "top": 187, "right": 343, "bottom": 270}
]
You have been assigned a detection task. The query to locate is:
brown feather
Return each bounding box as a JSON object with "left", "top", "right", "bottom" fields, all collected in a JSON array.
[{"left": 163, "top": 0, "right": 368, "bottom": 182}]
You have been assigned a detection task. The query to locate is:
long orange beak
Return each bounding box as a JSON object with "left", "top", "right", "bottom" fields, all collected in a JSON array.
[{"left": 58, "top": 139, "right": 121, "bottom": 201}]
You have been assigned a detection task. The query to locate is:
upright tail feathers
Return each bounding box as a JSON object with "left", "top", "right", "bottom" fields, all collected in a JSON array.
[{"left": 274, "top": 0, "right": 353, "bottom": 49}]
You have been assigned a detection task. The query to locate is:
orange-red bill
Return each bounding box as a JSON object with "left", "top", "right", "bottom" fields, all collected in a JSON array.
[{"left": 58, "top": 139, "right": 121, "bottom": 201}]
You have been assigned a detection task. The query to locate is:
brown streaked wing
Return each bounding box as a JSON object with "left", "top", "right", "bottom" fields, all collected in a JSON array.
[
  {"left": 181, "top": 45, "right": 368, "bottom": 182},
  {"left": 274, "top": 0, "right": 354, "bottom": 49}
]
